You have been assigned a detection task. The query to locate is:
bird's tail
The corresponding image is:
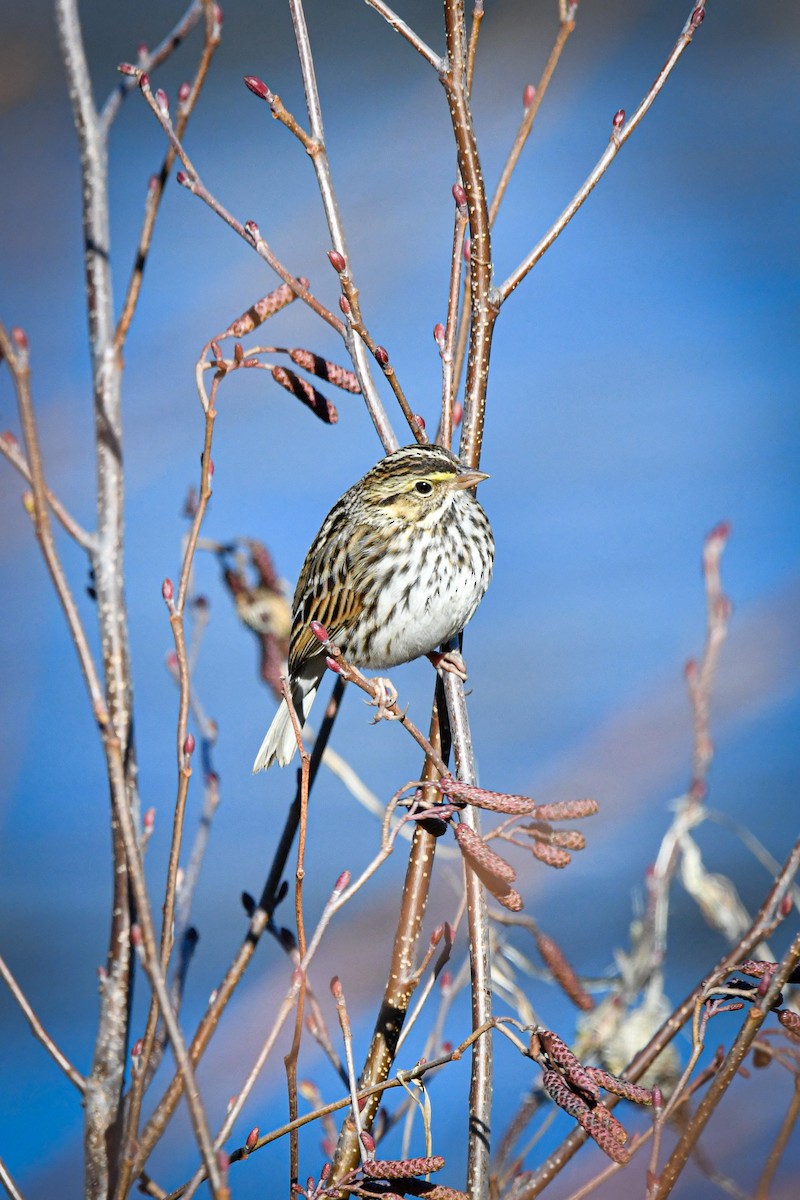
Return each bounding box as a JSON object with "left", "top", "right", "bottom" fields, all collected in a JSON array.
[{"left": 252, "top": 681, "right": 319, "bottom": 772}]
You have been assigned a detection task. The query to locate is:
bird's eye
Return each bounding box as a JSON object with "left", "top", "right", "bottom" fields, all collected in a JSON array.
[{"left": 415, "top": 480, "right": 433, "bottom": 495}]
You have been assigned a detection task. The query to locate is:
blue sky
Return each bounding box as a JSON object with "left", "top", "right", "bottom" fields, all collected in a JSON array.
[{"left": 1, "top": 2, "right": 798, "bottom": 1196}]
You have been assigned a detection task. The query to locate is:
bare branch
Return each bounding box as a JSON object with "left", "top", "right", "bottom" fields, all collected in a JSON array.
[
  {"left": 498, "top": 4, "right": 707, "bottom": 303},
  {"left": 0, "top": 951, "right": 86, "bottom": 1092}
]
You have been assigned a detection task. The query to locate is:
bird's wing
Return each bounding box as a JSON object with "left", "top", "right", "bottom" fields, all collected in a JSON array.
[
  {"left": 288, "top": 582, "right": 363, "bottom": 673},
  {"left": 287, "top": 512, "right": 365, "bottom": 674}
]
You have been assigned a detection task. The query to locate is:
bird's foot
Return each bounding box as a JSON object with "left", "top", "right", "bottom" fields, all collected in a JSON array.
[
  {"left": 427, "top": 649, "right": 468, "bottom": 682},
  {"left": 366, "top": 675, "right": 401, "bottom": 722}
]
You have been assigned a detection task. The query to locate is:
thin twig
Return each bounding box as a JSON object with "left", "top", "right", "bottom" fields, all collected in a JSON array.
[
  {"left": 328, "top": 255, "right": 424, "bottom": 446},
  {"left": 487, "top": 14, "right": 576, "bottom": 226},
  {"left": 436, "top": 191, "right": 469, "bottom": 449},
  {"left": 0, "top": 432, "right": 94, "bottom": 550},
  {"left": 129, "top": 679, "right": 347, "bottom": 1182},
  {"left": 0, "top": 951, "right": 86, "bottom": 1092},
  {"left": 283, "top": 680, "right": 311, "bottom": 1189},
  {"left": 516, "top": 835, "right": 800, "bottom": 1197},
  {"left": 179, "top": 872, "right": 354, "bottom": 1200},
  {"left": 440, "top": 0, "right": 497, "bottom": 474},
  {"left": 115, "top": 5, "right": 221, "bottom": 349},
  {"left": 652, "top": 931, "right": 800, "bottom": 1199},
  {"left": 99, "top": 0, "right": 206, "bottom": 132},
  {"left": 287, "top": 0, "right": 399, "bottom": 453},
  {"left": 497, "top": 4, "right": 707, "bottom": 303},
  {"left": 755, "top": 1076, "right": 800, "bottom": 1200},
  {"left": 106, "top": 743, "right": 223, "bottom": 1197},
  {"left": 362, "top": 0, "right": 443, "bottom": 70},
  {"left": 0, "top": 1156, "right": 26, "bottom": 1200},
  {"left": 133, "top": 72, "right": 344, "bottom": 336},
  {"left": 115, "top": 377, "right": 218, "bottom": 1200},
  {"left": 328, "top": 688, "right": 448, "bottom": 1184},
  {"left": 444, "top": 671, "right": 493, "bottom": 1198},
  {"left": 0, "top": 328, "right": 106, "bottom": 723}
]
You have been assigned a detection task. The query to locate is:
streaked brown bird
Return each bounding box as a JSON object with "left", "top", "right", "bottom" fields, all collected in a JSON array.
[{"left": 253, "top": 443, "right": 494, "bottom": 770}]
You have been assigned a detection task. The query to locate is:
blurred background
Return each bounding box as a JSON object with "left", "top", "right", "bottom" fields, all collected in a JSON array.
[{"left": 1, "top": 1, "right": 798, "bottom": 1196}]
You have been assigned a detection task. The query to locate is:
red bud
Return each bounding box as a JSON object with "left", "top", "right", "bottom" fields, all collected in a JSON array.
[
  {"left": 612, "top": 109, "right": 625, "bottom": 129},
  {"left": 118, "top": 62, "right": 138, "bottom": 76},
  {"left": 691, "top": 6, "right": 705, "bottom": 26},
  {"left": 244, "top": 220, "right": 261, "bottom": 242},
  {"left": 452, "top": 182, "right": 467, "bottom": 208},
  {"left": 310, "top": 620, "right": 329, "bottom": 642},
  {"left": 162, "top": 578, "right": 174, "bottom": 603},
  {"left": 183, "top": 733, "right": 195, "bottom": 757},
  {"left": 10, "top": 327, "right": 28, "bottom": 350},
  {"left": 338, "top": 295, "right": 351, "bottom": 315},
  {"left": 244, "top": 75, "right": 270, "bottom": 100},
  {"left": 176, "top": 171, "right": 188, "bottom": 186},
  {"left": 245, "top": 1127, "right": 259, "bottom": 1153},
  {"left": 155, "top": 88, "right": 169, "bottom": 114},
  {"left": 433, "top": 322, "right": 445, "bottom": 346},
  {"left": 375, "top": 345, "right": 389, "bottom": 366},
  {"left": 178, "top": 81, "right": 191, "bottom": 104},
  {"left": 327, "top": 248, "right": 346, "bottom": 272},
  {"left": 523, "top": 83, "right": 536, "bottom": 108}
]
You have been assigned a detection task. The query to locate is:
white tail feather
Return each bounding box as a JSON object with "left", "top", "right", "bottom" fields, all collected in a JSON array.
[{"left": 252, "top": 682, "right": 319, "bottom": 772}]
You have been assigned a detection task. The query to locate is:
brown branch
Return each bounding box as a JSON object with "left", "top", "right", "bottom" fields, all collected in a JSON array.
[
  {"left": 0, "top": 1156, "right": 26, "bottom": 1200},
  {"left": 287, "top": 0, "right": 400, "bottom": 454},
  {"left": 497, "top": 4, "right": 707, "bottom": 303},
  {"left": 466, "top": 1, "right": 484, "bottom": 92},
  {"left": 651, "top": 931, "right": 800, "bottom": 1199},
  {"left": 435, "top": 189, "right": 469, "bottom": 449},
  {"left": 755, "top": 1075, "right": 800, "bottom": 1200},
  {"left": 129, "top": 679, "right": 347, "bottom": 1182},
  {"left": 0, "top": 431, "right": 94, "bottom": 550},
  {"left": 441, "top": 0, "right": 497, "bottom": 473},
  {"left": 515, "top": 835, "right": 800, "bottom": 1197},
  {"left": 328, "top": 688, "right": 448, "bottom": 1183},
  {"left": 487, "top": 13, "right": 576, "bottom": 227},
  {"left": 159, "top": 1019, "right": 502, "bottom": 1200},
  {"left": 0, "top": 329, "right": 105, "bottom": 722},
  {"left": 131, "top": 70, "right": 344, "bottom": 336},
  {"left": 244, "top": 76, "right": 316, "bottom": 153},
  {"left": 440, "top": 5, "right": 496, "bottom": 1192},
  {"left": 444, "top": 671, "right": 493, "bottom": 1197},
  {"left": 115, "top": 6, "right": 221, "bottom": 350},
  {"left": 327, "top": 252, "right": 425, "bottom": 445},
  {"left": 99, "top": 0, "right": 207, "bottom": 132},
  {"left": 363, "top": 0, "right": 443, "bottom": 70},
  {"left": 283, "top": 680, "right": 312, "bottom": 1190},
  {"left": 313, "top": 636, "right": 450, "bottom": 776},
  {"left": 0, "top": 950, "right": 86, "bottom": 1092}
]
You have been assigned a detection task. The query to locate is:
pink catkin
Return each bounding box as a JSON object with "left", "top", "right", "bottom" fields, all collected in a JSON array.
[{"left": 227, "top": 278, "right": 309, "bottom": 338}]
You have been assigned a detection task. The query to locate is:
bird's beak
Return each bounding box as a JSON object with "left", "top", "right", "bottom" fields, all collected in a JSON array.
[{"left": 453, "top": 469, "right": 489, "bottom": 490}]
